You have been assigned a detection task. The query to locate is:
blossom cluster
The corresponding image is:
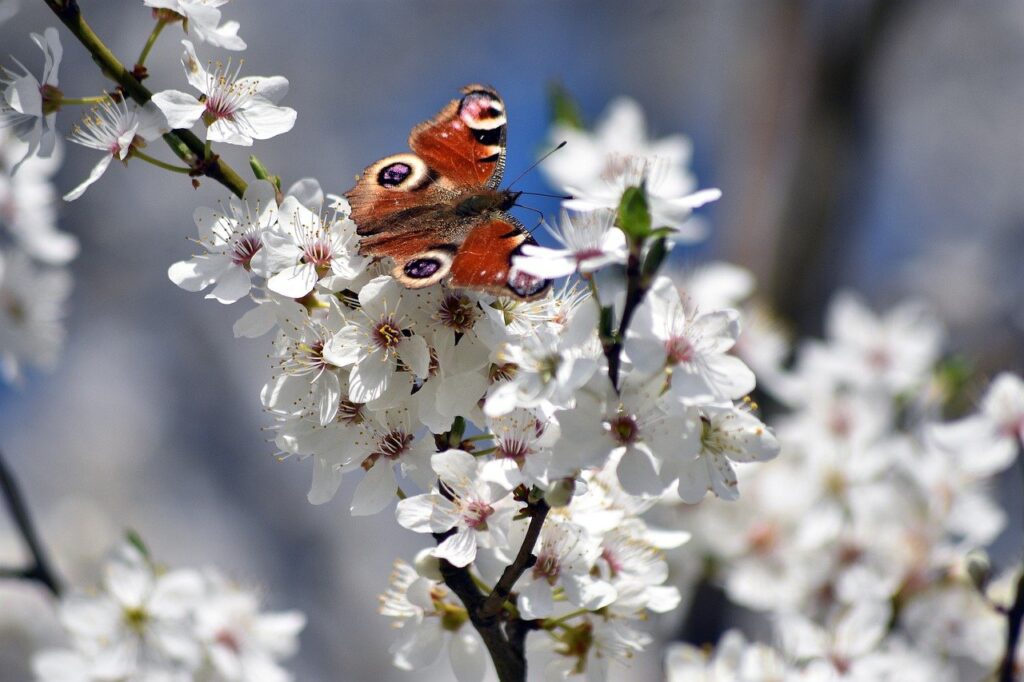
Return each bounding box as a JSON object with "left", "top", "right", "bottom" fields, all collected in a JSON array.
[
  {"left": 32, "top": 540, "right": 306, "bottom": 682},
  {"left": 162, "top": 86, "right": 776, "bottom": 678},
  {"left": 0, "top": 20, "right": 75, "bottom": 384},
  {"left": 662, "top": 283, "right": 1024, "bottom": 680}
]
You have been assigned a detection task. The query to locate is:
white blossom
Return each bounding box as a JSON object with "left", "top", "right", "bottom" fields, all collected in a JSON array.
[
  {"left": 152, "top": 41, "right": 295, "bottom": 145},
  {"left": 0, "top": 247, "right": 71, "bottom": 383},
  {"left": 63, "top": 98, "right": 168, "bottom": 201},
  {"left": 144, "top": 0, "right": 246, "bottom": 51},
  {"left": 168, "top": 179, "right": 279, "bottom": 304},
  {"left": 0, "top": 27, "right": 61, "bottom": 171},
  {"left": 396, "top": 449, "right": 515, "bottom": 567},
  {"left": 512, "top": 209, "right": 627, "bottom": 280}
]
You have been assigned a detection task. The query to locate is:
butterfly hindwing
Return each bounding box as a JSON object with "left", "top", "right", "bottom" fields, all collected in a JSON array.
[{"left": 448, "top": 216, "right": 549, "bottom": 299}]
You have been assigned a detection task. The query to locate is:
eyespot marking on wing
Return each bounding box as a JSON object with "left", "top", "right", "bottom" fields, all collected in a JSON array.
[
  {"left": 393, "top": 247, "right": 455, "bottom": 289},
  {"left": 367, "top": 153, "right": 432, "bottom": 192}
]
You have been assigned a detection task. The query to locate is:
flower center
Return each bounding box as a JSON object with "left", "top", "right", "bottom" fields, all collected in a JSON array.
[
  {"left": 463, "top": 500, "right": 494, "bottom": 529},
  {"left": 122, "top": 606, "right": 150, "bottom": 633},
  {"left": 215, "top": 629, "right": 241, "bottom": 654},
  {"left": 39, "top": 84, "right": 62, "bottom": 116},
  {"left": 496, "top": 436, "right": 533, "bottom": 464},
  {"left": 537, "top": 354, "right": 560, "bottom": 383},
  {"left": 532, "top": 551, "right": 560, "bottom": 585},
  {"left": 231, "top": 233, "right": 263, "bottom": 269},
  {"left": 436, "top": 293, "right": 479, "bottom": 332},
  {"left": 608, "top": 414, "right": 639, "bottom": 445},
  {"left": 601, "top": 547, "right": 623, "bottom": 577},
  {"left": 337, "top": 398, "right": 365, "bottom": 425},
  {"left": 489, "top": 362, "right": 518, "bottom": 383},
  {"left": 574, "top": 247, "right": 604, "bottom": 263},
  {"left": 302, "top": 239, "right": 333, "bottom": 269},
  {"left": 374, "top": 430, "right": 412, "bottom": 460},
  {"left": 665, "top": 335, "right": 694, "bottom": 364},
  {"left": 372, "top": 317, "right": 403, "bottom": 350}
]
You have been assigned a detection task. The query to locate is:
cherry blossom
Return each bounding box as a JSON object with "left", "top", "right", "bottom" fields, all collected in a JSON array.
[
  {"left": 396, "top": 449, "right": 516, "bottom": 567},
  {"left": 168, "top": 179, "right": 279, "bottom": 304},
  {"left": 0, "top": 27, "right": 62, "bottom": 171},
  {"left": 143, "top": 0, "right": 246, "bottom": 51},
  {"left": 63, "top": 98, "right": 168, "bottom": 201},
  {"left": 152, "top": 41, "right": 296, "bottom": 145}
]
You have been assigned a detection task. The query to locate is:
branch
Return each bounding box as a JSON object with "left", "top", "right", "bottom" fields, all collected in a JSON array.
[
  {"left": 481, "top": 499, "right": 549, "bottom": 618},
  {"left": 0, "top": 449, "right": 62, "bottom": 595},
  {"left": 431, "top": 494, "right": 548, "bottom": 682},
  {"left": 1000, "top": 568, "right": 1024, "bottom": 681},
  {"left": 40, "top": 0, "right": 248, "bottom": 198},
  {"left": 434, "top": 534, "right": 530, "bottom": 682}
]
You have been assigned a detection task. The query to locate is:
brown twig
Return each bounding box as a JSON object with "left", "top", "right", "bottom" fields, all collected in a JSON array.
[
  {"left": 40, "top": 0, "right": 248, "bottom": 198},
  {"left": 481, "top": 499, "right": 549, "bottom": 618},
  {"left": 0, "top": 449, "right": 62, "bottom": 595},
  {"left": 1000, "top": 567, "right": 1024, "bottom": 681}
]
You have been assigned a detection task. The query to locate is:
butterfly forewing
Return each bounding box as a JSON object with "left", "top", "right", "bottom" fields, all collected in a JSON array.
[{"left": 409, "top": 84, "right": 507, "bottom": 189}]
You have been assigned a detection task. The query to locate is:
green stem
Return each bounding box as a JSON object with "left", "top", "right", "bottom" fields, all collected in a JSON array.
[
  {"left": 136, "top": 18, "right": 167, "bottom": 67},
  {"left": 59, "top": 94, "right": 109, "bottom": 106},
  {"left": 462, "top": 433, "right": 494, "bottom": 443},
  {"left": 542, "top": 608, "right": 590, "bottom": 628},
  {"left": 204, "top": 139, "right": 212, "bottom": 160},
  {"left": 131, "top": 149, "right": 190, "bottom": 174},
  {"left": 40, "top": 0, "right": 247, "bottom": 198}
]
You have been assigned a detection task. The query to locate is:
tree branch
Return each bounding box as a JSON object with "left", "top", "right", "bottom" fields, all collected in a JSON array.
[
  {"left": 1000, "top": 567, "right": 1024, "bottom": 681},
  {"left": 40, "top": 0, "right": 248, "bottom": 198},
  {"left": 0, "top": 449, "right": 62, "bottom": 595},
  {"left": 431, "top": 495, "right": 548, "bottom": 682},
  {"left": 481, "top": 499, "right": 549, "bottom": 618},
  {"left": 434, "top": 534, "right": 528, "bottom": 682}
]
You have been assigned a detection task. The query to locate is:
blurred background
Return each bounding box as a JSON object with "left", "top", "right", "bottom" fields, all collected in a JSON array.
[{"left": 2, "top": 1, "right": 1023, "bottom": 679}]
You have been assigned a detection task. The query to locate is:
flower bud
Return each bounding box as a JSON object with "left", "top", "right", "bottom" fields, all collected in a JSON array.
[
  {"left": 965, "top": 549, "right": 992, "bottom": 592},
  {"left": 544, "top": 478, "right": 576, "bottom": 508},
  {"left": 413, "top": 548, "right": 443, "bottom": 581}
]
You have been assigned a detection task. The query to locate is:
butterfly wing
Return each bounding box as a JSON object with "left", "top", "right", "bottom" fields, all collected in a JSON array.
[
  {"left": 346, "top": 85, "right": 546, "bottom": 298},
  {"left": 347, "top": 84, "right": 508, "bottom": 233},
  {"left": 447, "top": 215, "right": 550, "bottom": 299},
  {"left": 409, "top": 84, "right": 507, "bottom": 189}
]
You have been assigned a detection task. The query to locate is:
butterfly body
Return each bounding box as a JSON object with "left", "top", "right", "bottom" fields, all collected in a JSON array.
[{"left": 345, "top": 85, "right": 550, "bottom": 299}]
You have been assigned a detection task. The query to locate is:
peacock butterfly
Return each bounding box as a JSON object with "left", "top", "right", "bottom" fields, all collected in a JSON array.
[{"left": 345, "top": 85, "right": 551, "bottom": 300}]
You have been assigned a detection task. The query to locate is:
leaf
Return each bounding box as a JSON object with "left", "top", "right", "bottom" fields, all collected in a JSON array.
[
  {"left": 125, "top": 529, "right": 150, "bottom": 559},
  {"left": 641, "top": 237, "right": 668, "bottom": 280},
  {"left": 616, "top": 184, "right": 651, "bottom": 240},
  {"left": 548, "top": 82, "right": 585, "bottom": 130}
]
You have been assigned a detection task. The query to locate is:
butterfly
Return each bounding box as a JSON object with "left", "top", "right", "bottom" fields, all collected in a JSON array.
[{"left": 345, "top": 84, "right": 551, "bottom": 300}]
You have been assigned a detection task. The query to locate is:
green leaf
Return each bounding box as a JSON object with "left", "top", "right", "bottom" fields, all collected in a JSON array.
[
  {"left": 641, "top": 237, "right": 668, "bottom": 280},
  {"left": 548, "top": 82, "right": 585, "bottom": 130},
  {"left": 249, "top": 155, "right": 271, "bottom": 181},
  {"left": 649, "top": 226, "right": 678, "bottom": 239},
  {"left": 617, "top": 185, "right": 651, "bottom": 240},
  {"left": 125, "top": 529, "right": 150, "bottom": 559}
]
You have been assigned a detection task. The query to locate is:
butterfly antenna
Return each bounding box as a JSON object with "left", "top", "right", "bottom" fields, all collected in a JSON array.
[
  {"left": 518, "top": 191, "right": 573, "bottom": 200},
  {"left": 506, "top": 141, "right": 568, "bottom": 190},
  {"left": 515, "top": 203, "right": 547, "bottom": 231}
]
